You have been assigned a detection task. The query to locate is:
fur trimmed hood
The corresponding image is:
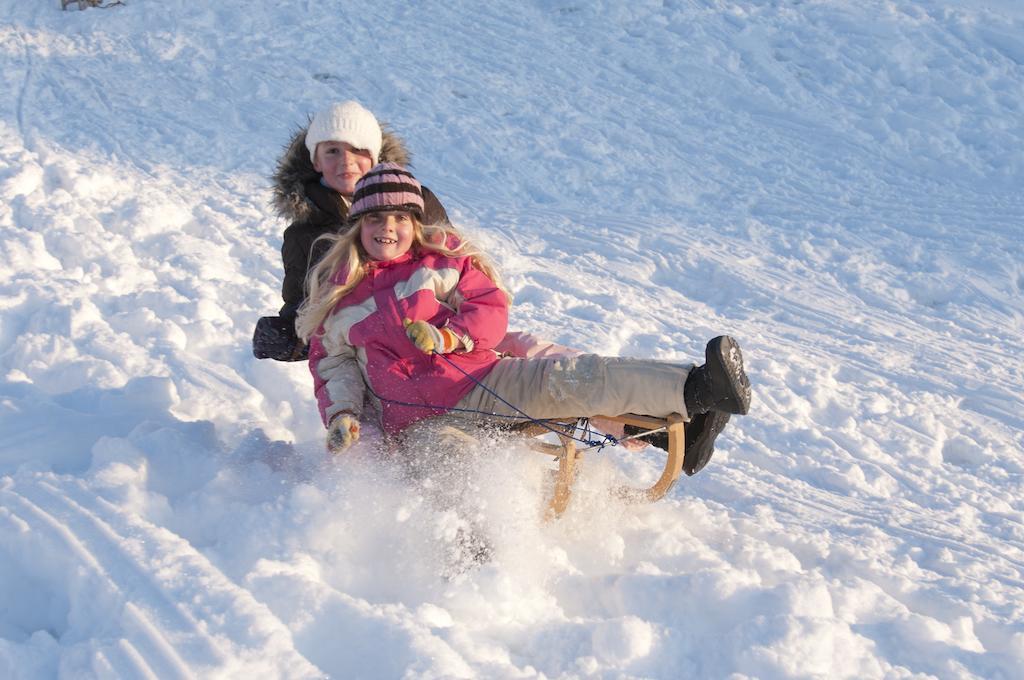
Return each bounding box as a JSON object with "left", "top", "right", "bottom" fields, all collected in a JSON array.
[{"left": 271, "top": 122, "right": 412, "bottom": 223}]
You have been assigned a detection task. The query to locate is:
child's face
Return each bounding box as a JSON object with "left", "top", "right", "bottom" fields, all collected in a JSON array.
[
  {"left": 360, "top": 211, "right": 415, "bottom": 261},
  {"left": 313, "top": 141, "right": 374, "bottom": 197}
]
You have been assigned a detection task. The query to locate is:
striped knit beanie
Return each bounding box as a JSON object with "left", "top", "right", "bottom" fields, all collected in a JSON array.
[{"left": 349, "top": 163, "right": 425, "bottom": 221}]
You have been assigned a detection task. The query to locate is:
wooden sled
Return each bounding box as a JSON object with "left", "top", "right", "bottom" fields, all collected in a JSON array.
[{"left": 521, "top": 413, "right": 686, "bottom": 520}]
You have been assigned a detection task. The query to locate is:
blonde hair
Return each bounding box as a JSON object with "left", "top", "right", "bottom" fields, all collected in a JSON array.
[{"left": 296, "top": 215, "right": 509, "bottom": 342}]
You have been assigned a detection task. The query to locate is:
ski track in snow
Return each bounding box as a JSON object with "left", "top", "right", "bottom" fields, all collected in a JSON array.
[
  {"left": 2, "top": 0, "right": 1024, "bottom": 678},
  {"left": 1, "top": 473, "right": 319, "bottom": 679}
]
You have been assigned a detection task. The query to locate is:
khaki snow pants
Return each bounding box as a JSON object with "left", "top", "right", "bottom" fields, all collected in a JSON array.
[
  {"left": 452, "top": 354, "right": 693, "bottom": 425},
  {"left": 397, "top": 354, "right": 693, "bottom": 480}
]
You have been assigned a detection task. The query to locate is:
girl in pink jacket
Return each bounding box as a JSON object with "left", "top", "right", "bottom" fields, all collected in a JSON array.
[{"left": 299, "top": 164, "right": 751, "bottom": 475}]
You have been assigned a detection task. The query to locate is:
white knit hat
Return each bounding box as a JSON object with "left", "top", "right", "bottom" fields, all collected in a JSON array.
[{"left": 305, "top": 101, "right": 383, "bottom": 165}]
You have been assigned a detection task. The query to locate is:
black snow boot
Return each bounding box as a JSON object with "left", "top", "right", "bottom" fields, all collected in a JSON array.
[
  {"left": 683, "top": 336, "right": 751, "bottom": 417},
  {"left": 682, "top": 410, "right": 731, "bottom": 476},
  {"left": 622, "top": 410, "right": 732, "bottom": 476}
]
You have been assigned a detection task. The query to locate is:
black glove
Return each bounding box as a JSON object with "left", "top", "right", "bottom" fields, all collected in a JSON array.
[{"left": 252, "top": 316, "right": 308, "bottom": 361}]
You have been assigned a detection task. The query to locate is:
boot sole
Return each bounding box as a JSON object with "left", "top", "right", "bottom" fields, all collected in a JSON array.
[{"left": 706, "top": 336, "right": 751, "bottom": 416}]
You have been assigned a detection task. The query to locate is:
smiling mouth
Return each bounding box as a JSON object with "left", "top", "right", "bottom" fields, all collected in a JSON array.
[{"left": 374, "top": 237, "right": 397, "bottom": 245}]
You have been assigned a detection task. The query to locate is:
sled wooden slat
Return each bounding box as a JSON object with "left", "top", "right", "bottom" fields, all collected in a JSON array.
[
  {"left": 529, "top": 441, "right": 568, "bottom": 455},
  {"left": 523, "top": 412, "right": 686, "bottom": 519}
]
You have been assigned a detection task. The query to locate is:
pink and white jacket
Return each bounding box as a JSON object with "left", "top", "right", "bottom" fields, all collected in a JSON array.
[{"left": 308, "top": 247, "right": 508, "bottom": 434}]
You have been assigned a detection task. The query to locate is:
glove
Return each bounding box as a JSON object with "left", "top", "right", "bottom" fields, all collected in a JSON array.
[
  {"left": 404, "top": 318, "right": 460, "bottom": 354},
  {"left": 252, "top": 316, "right": 308, "bottom": 361},
  {"left": 326, "top": 413, "right": 360, "bottom": 453}
]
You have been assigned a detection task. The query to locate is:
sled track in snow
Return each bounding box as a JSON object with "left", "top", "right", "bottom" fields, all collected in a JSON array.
[
  {"left": 719, "top": 462, "right": 1024, "bottom": 592},
  {"left": 0, "top": 474, "right": 320, "bottom": 679}
]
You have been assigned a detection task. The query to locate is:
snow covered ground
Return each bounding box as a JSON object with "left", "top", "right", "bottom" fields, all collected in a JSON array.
[{"left": 2, "top": 0, "right": 1023, "bottom": 677}]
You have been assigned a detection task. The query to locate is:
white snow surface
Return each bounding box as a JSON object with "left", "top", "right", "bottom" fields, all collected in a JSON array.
[{"left": 2, "top": 1, "right": 1023, "bottom": 678}]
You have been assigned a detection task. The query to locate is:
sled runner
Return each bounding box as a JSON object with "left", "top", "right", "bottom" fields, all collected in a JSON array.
[
  {"left": 521, "top": 413, "right": 686, "bottom": 520},
  {"left": 62, "top": 0, "right": 123, "bottom": 9}
]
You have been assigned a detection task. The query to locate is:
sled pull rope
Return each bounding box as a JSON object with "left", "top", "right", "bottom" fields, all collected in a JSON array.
[
  {"left": 570, "top": 418, "right": 664, "bottom": 453},
  {"left": 361, "top": 351, "right": 619, "bottom": 451}
]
